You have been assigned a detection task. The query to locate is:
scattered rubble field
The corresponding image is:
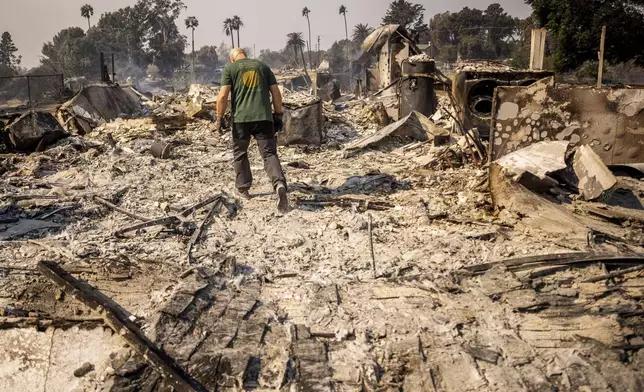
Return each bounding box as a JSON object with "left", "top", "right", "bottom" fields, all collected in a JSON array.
[{"left": 1, "top": 83, "right": 644, "bottom": 391}]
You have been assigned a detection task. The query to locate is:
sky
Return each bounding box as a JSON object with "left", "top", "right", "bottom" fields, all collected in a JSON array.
[{"left": 1, "top": 0, "right": 532, "bottom": 68}]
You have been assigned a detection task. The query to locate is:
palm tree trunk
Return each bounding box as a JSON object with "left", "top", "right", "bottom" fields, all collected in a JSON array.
[
  {"left": 343, "top": 15, "right": 349, "bottom": 60},
  {"left": 230, "top": 33, "right": 235, "bottom": 48},
  {"left": 191, "top": 28, "right": 195, "bottom": 80},
  {"left": 300, "top": 45, "right": 310, "bottom": 81},
  {"left": 87, "top": 17, "right": 91, "bottom": 30},
  {"left": 307, "top": 18, "right": 312, "bottom": 68},
  {"left": 344, "top": 16, "right": 348, "bottom": 41},
  {"left": 236, "top": 29, "right": 240, "bottom": 48},
  {"left": 293, "top": 46, "right": 299, "bottom": 67}
]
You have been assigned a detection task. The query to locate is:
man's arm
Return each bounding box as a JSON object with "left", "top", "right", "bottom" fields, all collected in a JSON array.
[
  {"left": 269, "top": 85, "right": 282, "bottom": 114},
  {"left": 216, "top": 85, "right": 232, "bottom": 120},
  {"left": 269, "top": 84, "right": 284, "bottom": 132},
  {"left": 266, "top": 66, "right": 282, "bottom": 114},
  {"left": 216, "top": 65, "right": 233, "bottom": 131}
]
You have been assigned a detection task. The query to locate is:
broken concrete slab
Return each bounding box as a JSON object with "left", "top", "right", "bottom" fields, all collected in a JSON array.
[
  {"left": 344, "top": 111, "right": 446, "bottom": 151},
  {"left": 280, "top": 97, "right": 323, "bottom": 146},
  {"left": 1, "top": 111, "right": 68, "bottom": 152},
  {"left": 574, "top": 145, "right": 618, "bottom": 200},
  {"left": 495, "top": 140, "right": 569, "bottom": 185},
  {"left": 0, "top": 327, "right": 121, "bottom": 391},
  {"left": 151, "top": 112, "right": 189, "bottom": 130},
  {"left": 490, "top": 162, "right": 588, "bottom": 238}
]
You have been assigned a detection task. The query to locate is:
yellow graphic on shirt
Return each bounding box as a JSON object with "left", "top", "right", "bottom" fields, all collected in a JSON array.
[{"left": 242, "top": 70, "right": 260, "bottom": 88}]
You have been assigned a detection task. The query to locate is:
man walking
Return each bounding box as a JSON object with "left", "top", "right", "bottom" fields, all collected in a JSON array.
[{"left": 216, "top": 48, "right": 288, "bottom": 213}]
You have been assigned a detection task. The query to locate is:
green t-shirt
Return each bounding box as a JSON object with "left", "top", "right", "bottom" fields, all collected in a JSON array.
[{"left": 221, "top": 59, "right": 277, "bottom": 123}]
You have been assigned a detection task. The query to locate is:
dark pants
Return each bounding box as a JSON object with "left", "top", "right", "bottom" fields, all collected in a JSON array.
[{"left": 232, "top": 121, "right": 286, "bottom": 191}]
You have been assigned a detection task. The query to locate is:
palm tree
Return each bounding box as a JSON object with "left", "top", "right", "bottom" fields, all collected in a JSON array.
[
  {"left": 286, "top": 32, "right": 308, "bottom": 75},
  {"left": 223, "top": 18, "right": 235, "bottom": 47},
  {"left": 352, "top": 23, "right": 374, "bottom": 46},
  {"left": 339, "top": 6, "right": 349, "bottom": 60},
  {"left": 302, "top": 7, "right": 312, "bottom": 68},
  {"left": 185, "top": 17, "right": 199, "bottom": 77},
  {"left": 80, "top": 4, "right": 94, "bottom": 30},
  {"left": 232, "top": 15, "right": 244, "bottom": 47},
  {"left": 339, "top": 6, "right": 349, "bottom": 42}
]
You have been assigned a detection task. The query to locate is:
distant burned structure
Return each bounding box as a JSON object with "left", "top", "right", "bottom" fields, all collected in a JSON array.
[
  {"left": 353, "top": 25, "right": 438, "bottom": 120},
  {"left": 356, "top": 25, "right": 423, "bottom": 93},
  {"left": 452, "top": 61, "right": 553, "bottom": 139}
]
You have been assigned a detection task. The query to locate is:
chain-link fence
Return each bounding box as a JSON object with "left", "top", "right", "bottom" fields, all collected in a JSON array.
[{"left": 0, "top": 74, "right": 64, "bottom": 109}]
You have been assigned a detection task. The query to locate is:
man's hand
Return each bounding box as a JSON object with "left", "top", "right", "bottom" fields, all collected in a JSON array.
[
  {"left": 216, "top": 85, "right": 232, "bottom": 132},
  {"left": 273, "top": 112, "right": 283, "bottom": 133}
]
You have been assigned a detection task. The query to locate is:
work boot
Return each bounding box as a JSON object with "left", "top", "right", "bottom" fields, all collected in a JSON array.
[
  {"left": 276, "top": 183, "right": 289, "bottom": 213},
  {"left": 235, "top": 188, "right": 251, "bottom": 200}
]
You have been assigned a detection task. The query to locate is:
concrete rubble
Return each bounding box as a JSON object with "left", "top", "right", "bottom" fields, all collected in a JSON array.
[
  {"left": 574, "top": 145, "right": 618, "bottom": 200},
  {"left": 496, "top": 140, "right": 569, "bottom": 181},
  {"left": 2, "top": 67, "right": 644, "bottom": 392},
  {"left": 495, "top": 140, "right": 569, "bottom": 191}
]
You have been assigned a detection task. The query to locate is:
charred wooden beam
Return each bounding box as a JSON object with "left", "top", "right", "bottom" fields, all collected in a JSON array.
[
  {"left": 37, "top": 260, "right": 208, "bottom": 392},
  {"left": 113, "top": 215, "right": 184, "bottom": 237},
  {"left": 297, "top": 198, "right": 394, "bottom": 211},
  {"left": 178, "top": 195, "right": 223, "bottom": 218},
  {"left": 582, "top": 264, "right": 644, "bottom": 283},
  {"left": 0, "top": 316, "right": 104, "bottom": 330},
  {"left": 93, "top": 196, "right": 152, "bottom": 222},
  {"left": 465, "top": 252, "right": 644, "bottom": 275},
  {"left": 111, "top": 195, "right": 227, "bottom": 238},
  {"left": 187, "top": 200, "right": 222, "bottom": 264}
]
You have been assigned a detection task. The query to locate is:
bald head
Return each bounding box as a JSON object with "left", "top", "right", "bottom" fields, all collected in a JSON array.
[{"left": 229, "top": 48, "right": 247, "bottom": 63}]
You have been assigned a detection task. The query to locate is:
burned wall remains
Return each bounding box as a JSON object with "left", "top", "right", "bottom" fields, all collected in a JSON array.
[
  {"left": 490, "top": 80, "right": 644, "bottom": 165},
  {"left": 359, "top": 25, "right": 419, "bottom": 93},
  {"left": 452, "top": 65, "right": 554, "bottom": 139}
]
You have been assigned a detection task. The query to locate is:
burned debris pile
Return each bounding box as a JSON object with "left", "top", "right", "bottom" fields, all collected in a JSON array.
[
  {"left": 57, "top": 84, "right": 143, "bottom": 135},
  {"left": 2, "top": 40, "right": 644, "bottom": 392},
  {"left": 2, "top": 110, "right": 68, "bottom": 152}
]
